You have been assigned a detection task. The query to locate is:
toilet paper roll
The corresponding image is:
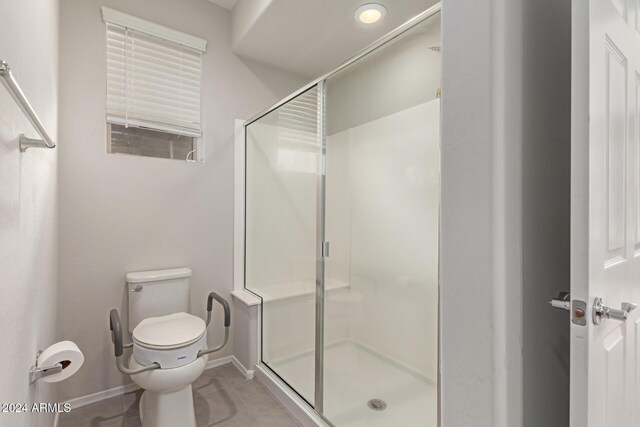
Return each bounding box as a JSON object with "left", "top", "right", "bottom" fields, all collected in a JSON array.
[{"left": 37, "top": 341, "right": 84, "bottom": 383}]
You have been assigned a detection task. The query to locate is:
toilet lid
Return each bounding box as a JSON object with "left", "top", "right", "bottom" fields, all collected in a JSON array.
[{"left": 133, "top": 312, "right": 206, "bottom": 349}]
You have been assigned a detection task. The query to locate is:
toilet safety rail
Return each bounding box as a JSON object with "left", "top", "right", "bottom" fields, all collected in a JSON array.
[
  {"left": 199, "top": 292, "right": 230, "bottom": 357},
  {"left": 108, "top": 292, "right": 231, "bottom": 375}
]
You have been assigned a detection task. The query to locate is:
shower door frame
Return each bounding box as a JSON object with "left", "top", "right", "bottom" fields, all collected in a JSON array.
[
  {"left": 241, "top": 3, "right": 442, "bottom": 423},
  {"left": 314, "top": 80, "right": 327, "bottom": 413}
]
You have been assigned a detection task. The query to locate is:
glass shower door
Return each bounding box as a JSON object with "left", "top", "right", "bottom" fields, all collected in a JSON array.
[
  {"left": 244, "top": 86, "right": 320, "bottom": 406},
  {"left": 322, "top": 12, "right": 441, "bottom": 426}
]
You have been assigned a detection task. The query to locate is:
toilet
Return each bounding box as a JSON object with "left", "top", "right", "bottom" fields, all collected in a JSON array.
[{"left": 123, "top": 268, "right": 210, "bottom": 427}]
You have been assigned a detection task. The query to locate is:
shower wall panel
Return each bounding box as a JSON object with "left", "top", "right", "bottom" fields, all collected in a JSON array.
[{"left": 325, "top": 100, "right": 440, "bottom": 381}]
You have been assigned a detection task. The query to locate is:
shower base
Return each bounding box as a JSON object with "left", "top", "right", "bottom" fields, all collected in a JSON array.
[{"left": 268, "top": 341, "right": 437, "bottom": 427}]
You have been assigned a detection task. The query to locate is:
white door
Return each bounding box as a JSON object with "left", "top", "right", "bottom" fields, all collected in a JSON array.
[{"left": 571, "top": 0, "right": 640, "bottom": 426}]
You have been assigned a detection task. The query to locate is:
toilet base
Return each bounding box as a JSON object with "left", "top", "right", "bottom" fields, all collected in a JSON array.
[{"left": 139, "top": 386, "right": 196, "bottom": 427}]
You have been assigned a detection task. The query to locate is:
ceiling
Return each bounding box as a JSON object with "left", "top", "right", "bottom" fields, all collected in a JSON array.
[
  {"left": 208, "top": 0, "right": 237, "bottom": 10},
  {"left": 212, "top": 0, "right": 438, "bottom": 79}
]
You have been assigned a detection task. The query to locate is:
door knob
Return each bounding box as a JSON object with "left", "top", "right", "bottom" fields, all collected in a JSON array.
[{"left": 592, "top": 297, "right": 637, "bottom": 325}]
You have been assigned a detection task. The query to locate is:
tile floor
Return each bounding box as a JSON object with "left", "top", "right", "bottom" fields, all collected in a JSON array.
[{"left": 59, "top": 363, "right": 301, "bottom": 427}]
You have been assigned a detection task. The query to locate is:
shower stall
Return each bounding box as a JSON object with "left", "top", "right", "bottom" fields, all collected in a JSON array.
[{"left": 242, "top": 5, "right": 441, "bottom": 426}]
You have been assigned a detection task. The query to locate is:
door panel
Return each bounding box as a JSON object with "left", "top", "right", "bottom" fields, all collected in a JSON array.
[
  {"left": 602, "top": 326, "right": 624, "bottom": 427},
  {"left": 571, "top": 0, "right": 640, "bottom": 425},
  {"left": 604, "top": 39, "right": 627, "bottom": 261},
  {"left": 609, "top": 0, "right": 628, "bottom": 20}
]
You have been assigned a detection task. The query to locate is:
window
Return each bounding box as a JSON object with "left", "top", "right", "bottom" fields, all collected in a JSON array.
[
  {"left": 102, "top": 7, "right": 207, "bottom": 161},
  {"left": 107, "top": 124, "right": 196, "bottom": 161}
]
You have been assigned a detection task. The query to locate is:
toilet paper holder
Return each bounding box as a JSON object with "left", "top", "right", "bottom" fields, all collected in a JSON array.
[{"left": 29, "top": 350, "right": 64, "bottom": 384}]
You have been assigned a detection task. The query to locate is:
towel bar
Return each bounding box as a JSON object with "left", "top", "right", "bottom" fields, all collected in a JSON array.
[{"left": 0, "top": 60, "right": 56, "bottom": 151}]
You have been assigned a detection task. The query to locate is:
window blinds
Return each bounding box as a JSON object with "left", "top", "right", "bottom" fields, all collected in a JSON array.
[
  {"left": 106, "top": 22, "right": 203, "bottom": 137},
  {"left": 277, "top": 87, "right": 318, "bottom": 146}
]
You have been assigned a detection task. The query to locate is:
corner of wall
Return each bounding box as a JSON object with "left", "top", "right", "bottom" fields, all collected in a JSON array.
[{"left": 441, "top": 0, "right": 525, "bottom": 425}]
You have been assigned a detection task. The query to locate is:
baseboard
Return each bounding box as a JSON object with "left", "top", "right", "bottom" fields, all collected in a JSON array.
[
  {"left": 67, "top": 354, "right": 242, "bottom": 409},
  {"left": 230, "top": 355, "right": 254, "bottom": 379},
  {"left": 205, "top": 354, "right": 233, "bottom": 370},
  {"left": 67, "top": 382, "right": 140, "bottom": 410}
]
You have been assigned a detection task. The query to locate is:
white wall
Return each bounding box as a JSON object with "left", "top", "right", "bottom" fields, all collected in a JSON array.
[
  {"left": 329, "top": 100, "right": 440, "bottom": 381},
  {"left": 326, "top": 19, "right": 441, "bottom": 135},
  {"left": 441, "top": 0, "right": 524, "bottom": 426},
  {"left": 57, "top": 0, "right": 307, "bottom": 401},
  {"left": 231, "top": 0, "right": 273, "bottom": 48},
  {"left": 440, "top": 0, "right": 571, "bottom": 427},
  {"left": 0, "top": 0, "right": 59, "bottom": 426},
  {"left": 441, "top": 0, "right": 570, "bottom": 426}
]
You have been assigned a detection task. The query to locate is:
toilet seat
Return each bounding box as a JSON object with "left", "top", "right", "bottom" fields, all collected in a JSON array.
[
  {"left": 132, "top": 312, "right": 207, "bottom": 369},
  {"left": 134, "top": 312, "right": 206, "bottom": 349}
]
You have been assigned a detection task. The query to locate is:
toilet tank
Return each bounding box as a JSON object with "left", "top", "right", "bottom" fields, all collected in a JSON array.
[{"left": 126, "top": 267, "right": 192, "bottom": 333}]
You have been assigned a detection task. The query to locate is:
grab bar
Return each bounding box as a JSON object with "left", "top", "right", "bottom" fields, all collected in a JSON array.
[
  {"left": 0, "top": 60, "right": 56, "bottom": 152},
  {"left": 198, "top": 292, "right": 231, "bottom": 358},
  {"left": 109, "top": 309, "right": 160, "bottom": 375}
]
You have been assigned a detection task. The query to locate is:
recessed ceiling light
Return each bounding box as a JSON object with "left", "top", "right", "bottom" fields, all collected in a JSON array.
[{"left": 355, "top": 3, "right": 387, "bottom": 25}]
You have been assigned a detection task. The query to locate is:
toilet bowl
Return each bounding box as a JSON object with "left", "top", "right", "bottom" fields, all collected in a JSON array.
[
  {"left": 130, "top": 311, "right": 208, "bottom": 427},
  {"left": 130, "top": 354, "right": 208, "bottom": 427}
]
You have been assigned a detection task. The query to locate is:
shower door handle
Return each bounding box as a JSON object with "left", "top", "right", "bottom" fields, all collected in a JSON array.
[{"left": 320, "top": 241, "right": 330, "bottom": 258}]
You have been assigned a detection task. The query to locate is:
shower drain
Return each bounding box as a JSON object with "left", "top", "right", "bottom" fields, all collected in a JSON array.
[{"left": 367, "top": 399, "right": 387, "bottom": 411}]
